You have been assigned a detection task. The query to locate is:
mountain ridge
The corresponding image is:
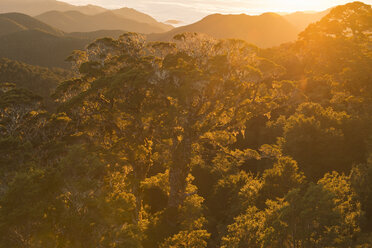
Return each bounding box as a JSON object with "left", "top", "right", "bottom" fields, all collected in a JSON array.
[
  {"left": 283, "top": 9, "right": 331, "bottom": 30},
  {"left": 0, "top": 12, "right": 64, "bottom": 37},
  {"left": 0, "top": 0, "right": 106, "bottom": 16},
  {"left": 0, "top": 0, "right": 173, "bottom": 33},
  {"left": 148, "top": 12, "right": 300, "bottom": 48},
  {"left": 0, "top": 13, "right": 127, "bottom": 69},
  {"left": 35, "top": 10, "right": 172, "bottom": 34}
]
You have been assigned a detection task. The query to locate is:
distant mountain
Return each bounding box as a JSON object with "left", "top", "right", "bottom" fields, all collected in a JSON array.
[
  {"left": 35, "top": 10, "right": 172, "bottom": 34},
  {"left": 0, "top": 0, "right": 172, "bottom": 33},
  {"left": 0, "top": 0, "right": 106, "bottom": 16},
  {"left": 149, "top": 13, "right": 299, "bottom": 48},
  {"left": 283, "top": 10, "right": 330, "bottom": 31},
  {"left": 0, "top": 12, "right": 63, "bottom": 37},
  {"left": 112, "top": 8, "right": 172, "bottom": 31},
  {"left": 0, "top": 12, "right": 131, "bottom": 69},
  {"left": 0, "top": 29, "right": 88, "bottom": 68},
  {"left": 0, "top": 29, "right": 129, "bottom": 69}
]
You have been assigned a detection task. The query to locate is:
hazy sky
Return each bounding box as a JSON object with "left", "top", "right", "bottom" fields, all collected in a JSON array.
[{"left": 60, "top": 0, "right": 372, "bottom": 23}]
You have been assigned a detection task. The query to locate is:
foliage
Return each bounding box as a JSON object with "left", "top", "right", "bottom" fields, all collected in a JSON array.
[{"left": 1, "top": 2, "right": 372, "bottom": 247}]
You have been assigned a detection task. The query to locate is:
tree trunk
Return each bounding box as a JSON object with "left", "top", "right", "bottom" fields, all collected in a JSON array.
[
  {"left": 132, "top": 179, "right": 143, "bottom": 223},
  {"left": 132, "top": 158, "right": 152, "bottom": 224},
  {"left": 168, "top": 136, "right": 192, "bottom": 209}
]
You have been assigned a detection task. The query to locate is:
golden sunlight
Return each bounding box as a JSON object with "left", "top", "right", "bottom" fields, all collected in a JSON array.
[
  {"left": 0, "top": 0, "right": 371, "bottom": 246},
  {"left": 269, "top": 0, "right": 332, "bottom": 12}
]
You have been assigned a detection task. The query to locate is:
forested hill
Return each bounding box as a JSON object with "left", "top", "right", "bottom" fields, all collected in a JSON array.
[
  {"left": 148, "top": 12, "right": 300, "bottom": 48},
  {"left": 0, "top": 13, "right": 125, "bottom": 68},
  {"left": 0, "top": 8, "right": 173, "bottom": 68},
  {"left": 35, "top": 10, "right": 172, "bottom": 33},
  {"left": 0, "top": 12, "right": 63, "bottom": 36},
  {"left": 0, "top": 29, "right": 89, "bottom": 68},
  {"left": 0, "top": 29, "right": 126, "bottom": 68},
  {"left": 0, "top": 58, "right": 73, "bottom": 107},
  {"left": 0, "top": 6, "right": 332, "bottom": 68},
  {"left": 1, "top": 2, "right": 371, "bottom": 247},
  {"left": 0, "top": 0, "right": 173, "bottom": 33}
]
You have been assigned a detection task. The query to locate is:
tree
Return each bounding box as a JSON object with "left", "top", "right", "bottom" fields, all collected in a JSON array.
[
  {"left": 58, "top": 33, "right": 285, "bottom": 222},
  {"left": 351, "top": 155, "right": 372, "bottom": 231},
  {"left": 297, "top": 2, "right": 372, "bottom": 100},
  {"left": 0, "top": 83, "right": 47, "bottom": 177},
  {"left": 280, "top": 102, "right": 361, "bottom": 180},
  {"left": 257, "top": 156, "right": 305, "bottom": 207},
  {"left": 160, "top": 230, "right": 210, "bottom": 248},
  {"left": 55, "top": 34, "right": 162, "bottom": 223}
]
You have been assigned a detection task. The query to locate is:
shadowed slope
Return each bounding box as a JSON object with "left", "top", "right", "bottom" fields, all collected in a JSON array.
[
  {"left": 0, "top": 57, "right": 73, "bottom": 107},
  {"left": 0, "top": 12, "right": 64, "bottom": 36},
  {"left": 0, "top": 12, "right": 129, "bottom": 68},
  {"left": 36, "top": 10, "right": 172, "bottom": 34},
  {"left": 0, "top": 30, "right": 88, "bottom": 68}
]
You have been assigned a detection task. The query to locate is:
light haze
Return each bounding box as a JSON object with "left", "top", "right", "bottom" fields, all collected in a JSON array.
[{"left": 60, "top": 0, "right": 372, "bottom": 23}]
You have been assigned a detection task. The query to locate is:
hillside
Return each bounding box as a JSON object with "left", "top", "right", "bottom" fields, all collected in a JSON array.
[
  {"left": 0, "top": 12, "right": 64, "bottom": 36},
  {"left": 0, "top": 0, "right": 106, "bottom": 16},
  {"left": 0, "top": 0, "right": 172, "bottom": 33},
  {"left": 0, "top": 13, "right": 129, "bottom": 68},
  {"left": 0, "top": 29, "right": 128, "bottom": 69},
  {"left": 112, "top": 8, "right": 172, "bottom": 31},
  {"left": 149, "top": 13, "right": 299, "bottom": 48},
  {"left": 283, "top": 9, "right": 330, "bottom": 31},
  {"left": 0, "top": 29, "right": 89, "bottom": 68},
  {"left": 67, "top": 30, "right": 125, "bottom": 40},
  {"left": 35, "top": 10, "right": 172, "bottom": 34},
  {"left": 0, "top": 57, "right": 73, "bottom": 107}
]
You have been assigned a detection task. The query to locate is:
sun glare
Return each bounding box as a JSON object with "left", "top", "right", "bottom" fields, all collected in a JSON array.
[{"left": 262, "top": 0, "right": 349, "bottom": 12}]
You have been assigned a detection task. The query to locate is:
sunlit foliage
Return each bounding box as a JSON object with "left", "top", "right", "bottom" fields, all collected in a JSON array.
[{"left": 0, "top": 2, "right": 371, "bottom": 247}]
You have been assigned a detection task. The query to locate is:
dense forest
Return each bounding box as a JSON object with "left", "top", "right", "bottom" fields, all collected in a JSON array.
[
  {"left": 0, "top": 58, "right": 73, "bottom": 107},
  {"left": 0, "top": 2, "right": 371, "bottom": 247}
]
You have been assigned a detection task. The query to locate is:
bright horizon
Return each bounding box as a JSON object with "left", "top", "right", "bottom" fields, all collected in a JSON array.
[{"left": 59, "top": 0, "right": 372, "bottom": 23}]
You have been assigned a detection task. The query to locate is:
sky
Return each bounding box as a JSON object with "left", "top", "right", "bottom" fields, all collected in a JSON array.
[{"left": 60, "top": 0, "right": 372, "bottom": 24}]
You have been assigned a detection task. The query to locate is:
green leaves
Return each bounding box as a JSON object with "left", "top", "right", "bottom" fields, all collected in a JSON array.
[
  {"left": 160, "top": 229, "right": 211, "bottom": 248},
  {"left": 281, "top": 103, "right": 355, "bottom": 180},
  {"left": 2, "top": 3, "right": 372, "bottom": 244}
]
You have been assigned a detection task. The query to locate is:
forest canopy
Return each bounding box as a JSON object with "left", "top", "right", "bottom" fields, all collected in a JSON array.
[{"left": 0, "top": 1, "right": 371, "bottom": 247}]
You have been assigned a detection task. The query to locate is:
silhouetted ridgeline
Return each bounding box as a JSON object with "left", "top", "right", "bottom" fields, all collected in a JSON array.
[
  {"left": 149, "top": 12, "right": 302, "bottom": 48},
  {"left": 35, "top": 10, "right": 172, "bottom": 34}
]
